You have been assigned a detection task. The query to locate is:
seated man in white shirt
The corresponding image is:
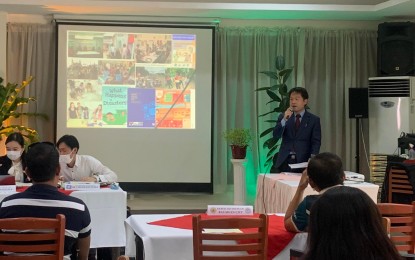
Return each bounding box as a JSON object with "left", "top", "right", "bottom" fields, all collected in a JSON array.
[
  {"left": 57, "top": 134, "right": 117, "bottom": 183},
  {"left": 57, "top": 134, "right": 118, "bottom": 260}
]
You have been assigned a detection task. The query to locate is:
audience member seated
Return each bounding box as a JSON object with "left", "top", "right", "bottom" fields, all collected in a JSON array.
[
  {"left": 284, "top": 152, "right": 344, "bottom": 232},
  {"left": 302, "top": 186, "right": 402, "bottom": 260},
  {"left": 0, "top": 142, "right": 91, "bottom": 260},
  {"left": 57, "top": 134, "right": 118, "bottom": 259},
  {"left": 0, "top": 132, "right": 28, "bottom": 182},
  {"left": 57, "top": 134, "right": 117, "bottom": 183}
]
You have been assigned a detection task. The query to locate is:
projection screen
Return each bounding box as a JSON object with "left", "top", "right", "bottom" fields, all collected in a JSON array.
[{"left": 56, "top": 22, "right": 214, "bottom": 192}]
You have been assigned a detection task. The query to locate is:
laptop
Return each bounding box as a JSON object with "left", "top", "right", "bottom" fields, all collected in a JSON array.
[{"left": 0, "top": 175, "right": 16, "bottom": 185}]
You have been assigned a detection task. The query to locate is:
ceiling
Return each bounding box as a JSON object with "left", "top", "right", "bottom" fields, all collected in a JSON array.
[{"left": 1, "top": 0, "right": 415, "bottom": 20}]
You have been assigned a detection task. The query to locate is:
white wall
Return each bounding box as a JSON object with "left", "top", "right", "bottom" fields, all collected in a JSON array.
[{"left": 0, "top": 12, "right": 7, "bottom": 79}]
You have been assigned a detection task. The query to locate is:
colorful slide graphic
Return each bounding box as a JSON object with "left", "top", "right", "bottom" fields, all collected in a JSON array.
[{"left": 66, "top": 31, "right": 196, "bottom": 129}]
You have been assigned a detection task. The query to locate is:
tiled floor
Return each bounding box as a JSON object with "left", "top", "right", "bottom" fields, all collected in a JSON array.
[{"left": 126, "top": 185, "right": 256, "bottom": 214}]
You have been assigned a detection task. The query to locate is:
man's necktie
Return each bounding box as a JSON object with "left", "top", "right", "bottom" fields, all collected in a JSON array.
[{"left": 295, "top": 114, "right": 301, "bottom": 131}]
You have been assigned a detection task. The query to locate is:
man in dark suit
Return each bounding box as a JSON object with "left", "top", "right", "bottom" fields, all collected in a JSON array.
[{"left": 273, "top": 87, "right": 321, "bottom": 173}]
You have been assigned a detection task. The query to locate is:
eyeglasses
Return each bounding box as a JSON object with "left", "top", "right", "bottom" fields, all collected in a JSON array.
[{"left": 27, "top": 141, "right": 56, "bottom": 150}]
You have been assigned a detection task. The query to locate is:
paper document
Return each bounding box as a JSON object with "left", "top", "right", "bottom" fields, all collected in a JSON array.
[
  {"left": 344, "top": 171, "right": 365, "bottom": 181},
  {"left": 203, "top": 229, "right": 242, "bottom": 234},
  {"left": 288, "top": 162, "right": 308, "bottom": 169},
  {"left": 283, "top": 172, "right": 302, "bottom": 176}
]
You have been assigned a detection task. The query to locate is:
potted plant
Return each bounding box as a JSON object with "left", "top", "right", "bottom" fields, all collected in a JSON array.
[
  {"left": 0, "top": 76, "right": 46, "bottom": 143},
  {"left": 223, "top": 128, "right": 252, "bottom": 159},
  {"left": 256, "top": 56, "right": 293, "bottom": 170}
]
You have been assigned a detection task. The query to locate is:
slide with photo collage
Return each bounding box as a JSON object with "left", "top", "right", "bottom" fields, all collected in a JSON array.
[{"left": 66, "top": 31, "right": 196, "bottom": 129}]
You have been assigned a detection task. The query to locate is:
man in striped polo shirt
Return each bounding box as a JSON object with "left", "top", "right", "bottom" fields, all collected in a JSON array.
[{"left": 0, "top": 142, "right": 91, "bottom": 260}]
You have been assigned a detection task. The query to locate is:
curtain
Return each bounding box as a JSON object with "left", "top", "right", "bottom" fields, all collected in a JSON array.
[
  {"left": 302, "top": 29, "right": 377, "bottom": 173},
  {"left": 7, "top": 23, "right": 56, "bottom": 142},
  {"left": 215, "top": 26, "right": 377, "bottom": 193}
]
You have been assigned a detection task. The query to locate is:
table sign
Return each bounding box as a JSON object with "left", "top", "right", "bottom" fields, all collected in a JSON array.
[
  {"left": 207, "top": 205, "right": 253, "bottom": 215},
  {"left": 0, "top": 185, "right": 16, "bottom": 193},
  {"left": 64, "top": 182, "right": 100, "bottom": 191}
]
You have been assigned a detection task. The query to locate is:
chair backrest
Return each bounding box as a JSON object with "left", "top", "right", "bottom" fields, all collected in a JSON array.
[
  {"left": 388, "top": 166, "right": 414, "bottom": 203},
  {"left": 378, "top": 202, "right": 415, "bottom": 254},
  {"left": 382, "top": 216, "right": 391, "bottom": 236},
  {"left": 0, "top": 214, "right": 65, "bottom": 260},
  {"left": 192, "top": 214, "right": 268, "bottom": 260}
]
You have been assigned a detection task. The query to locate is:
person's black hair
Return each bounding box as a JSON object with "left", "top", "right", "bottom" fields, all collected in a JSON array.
[
  {"left": 26, "top": 143, "right": 59, "bottom": 182},
  {"left": 303, "top": 186, "right": 402, "bottom": 260},
  {"left": 6, "top": 132, "right": 25, "bottom": 147},
  {"left": 307, "top": 152, "right": 344, "bottom": 190},
  {"left": 56, "top": 135, "right": 79, "bottom": 151},
  {"left": 5, "top": 132, "right": 27, "bottom": 170},
  {"left": 288, "top": 87, "right": 308, "bottom": 100}
]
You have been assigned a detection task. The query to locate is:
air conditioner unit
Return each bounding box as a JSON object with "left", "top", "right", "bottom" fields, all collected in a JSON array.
[{"left": 368, "top": 76, "right": 415, "bottom": 155}]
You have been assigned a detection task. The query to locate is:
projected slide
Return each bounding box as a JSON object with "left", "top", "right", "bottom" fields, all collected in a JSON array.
[{"left": 66, "top": 31, "right": 196, "bottom": 129}]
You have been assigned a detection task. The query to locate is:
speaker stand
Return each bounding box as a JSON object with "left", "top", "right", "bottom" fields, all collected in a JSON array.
[{"left": 355, "top": 118, "right": 360, "bottom": 173}]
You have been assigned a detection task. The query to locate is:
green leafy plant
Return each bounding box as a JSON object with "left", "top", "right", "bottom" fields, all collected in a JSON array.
[
  {"left": 256, "top": 56, "right": 293, "bottom": 169},
  {"left": 223, "top": 128, "right": 252, "bottom": 147},
  {"left": 0, "top": 76, "right": 47, "bottom": 144}
]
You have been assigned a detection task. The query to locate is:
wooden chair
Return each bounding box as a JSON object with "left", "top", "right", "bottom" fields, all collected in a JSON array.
[
  {"left": 382, "top": 216, "right": 391, "bottom": 236},
  {"left": 388, "top": 166, "right": 414, "bottom": 202},
  {"left": 192, "top": 214, "right": 268, "bottom": 260},
  {"left": 0, "top": 214, "right": 65, "bottom": 260},
  {"left": 377, "top": 202, "right": 415, "bottom": 254}
]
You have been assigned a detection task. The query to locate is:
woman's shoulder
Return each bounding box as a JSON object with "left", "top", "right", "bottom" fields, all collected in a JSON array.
[
  {"left": 0, "top": 155, "right": 11, "bottom": 173},
  {"left": 0, "top": 155, "right": 9, "bottom": 163}
]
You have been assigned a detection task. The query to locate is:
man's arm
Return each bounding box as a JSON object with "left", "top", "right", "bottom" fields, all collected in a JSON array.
[
  {"left": 81, "top": 156, "right": 118, "bottom": 183},
  {"left": 96, "top": 164, "right": 118, "bottom": 183},
  {"left": 77, "top": 236, "right": 91, "bottom": 260},
  {"left": 284, "top": 170, "right": 309, "bottom": 232},
  {"left": 273, "top": 109, "right": 290, "bottom": 140},
  {"left": 310, "top": 116, "right": 321, "bottom": 155}
]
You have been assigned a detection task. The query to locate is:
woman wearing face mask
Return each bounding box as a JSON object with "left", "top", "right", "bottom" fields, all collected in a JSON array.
[{"left": 0, "top": 132, "right": 28, "bottom": 183}]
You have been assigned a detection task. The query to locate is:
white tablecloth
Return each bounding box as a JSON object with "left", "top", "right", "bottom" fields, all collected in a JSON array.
[
  {"left": 0, "top": 187, "right": 127, "bottom": 248},
  {"left": 254, "top": 174, "right": 379, "bottom": 213},
  {"left": 124, "top": 214, "right": 306, "bottom": 260},
  {"left": 71, "top": 188, "right": 127, "bottom": 248}
]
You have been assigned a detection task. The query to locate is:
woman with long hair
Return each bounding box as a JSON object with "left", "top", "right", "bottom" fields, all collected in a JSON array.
[{"left": 302, "top": 186, "right": 402, "bottom": 260}]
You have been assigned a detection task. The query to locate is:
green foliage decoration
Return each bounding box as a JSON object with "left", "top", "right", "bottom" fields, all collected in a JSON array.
[
  {"left": 223, "top": 128, "right": 252, "bottom": 147},
  {"left": 0, "top": 76, "right": 47, "bottom": 144},
  {"left": 256, "top": 56, "right": 293, "bottom": 169}
]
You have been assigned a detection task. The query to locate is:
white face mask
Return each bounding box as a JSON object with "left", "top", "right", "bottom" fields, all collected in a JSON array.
[
  {"left": 59, "top": 152, "right": 74, "bottom": 164},
  {"left": 7, "top": 150, "right": 22, "bottom": 161}
]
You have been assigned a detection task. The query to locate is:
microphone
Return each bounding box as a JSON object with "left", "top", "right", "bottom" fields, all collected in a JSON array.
[{"left": 285, "top": 107, "right": 293, "bottom": 120}]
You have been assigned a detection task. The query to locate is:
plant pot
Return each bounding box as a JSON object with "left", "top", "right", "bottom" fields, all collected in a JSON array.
[{"left": 231, "top": 145, "right": 247, "bottom": 159}]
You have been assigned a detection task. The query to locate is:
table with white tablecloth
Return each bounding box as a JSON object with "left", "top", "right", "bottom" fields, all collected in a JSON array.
[
  {"left": 70, "top": 188, "right": 127, "bottom": 248},
  {"left": 124, "top": 213, "right": 307, "bottom": 260},
  {"left": 0, "top": 187, "right": 127, "bottom": 248},
  {"left": 254, "top": 174, "right": 379, "bottom": 213}
]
